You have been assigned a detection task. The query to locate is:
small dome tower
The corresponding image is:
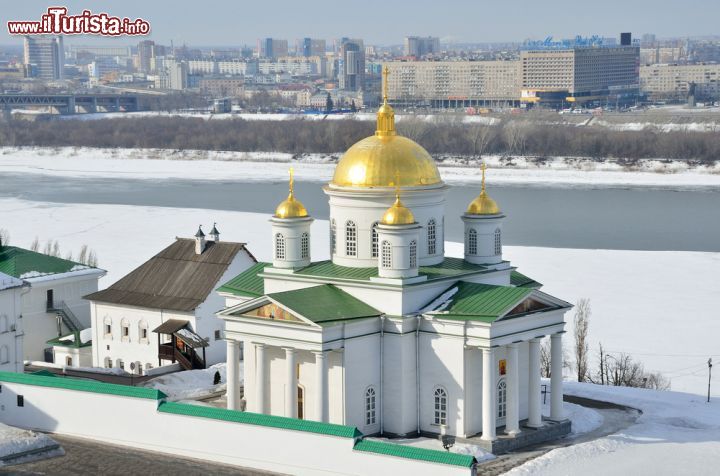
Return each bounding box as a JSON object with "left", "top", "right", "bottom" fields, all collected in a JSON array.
[
  {"left": 376, "top": 183, "right": 421, "bottom": 279},
  {"left": 270, "top": 168, "right": 313, "bottom": 269},
  {"left": 462, "top": 163, "right": 505, "bottom": 265}
]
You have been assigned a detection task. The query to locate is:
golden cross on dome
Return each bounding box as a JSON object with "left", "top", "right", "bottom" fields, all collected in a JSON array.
[
  {"left": 481, "top": 161, "right": 487, "bottom": 193},
  {"left": 289, "top": 167, "right": 295, "bottom": 194},
  {"left": 382, "top": 65, "right": 390, "bottom": 103},
  {"left": 394, "top": 170, "right": 401, "bottom": 200}
]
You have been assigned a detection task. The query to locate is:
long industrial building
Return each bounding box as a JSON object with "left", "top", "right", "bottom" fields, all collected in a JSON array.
[
  {"left": 385, "top": 60, "right": 521, "bottom": 107},
  {"left": 640, "top": 63, "right": 720, "bottom": 101}
]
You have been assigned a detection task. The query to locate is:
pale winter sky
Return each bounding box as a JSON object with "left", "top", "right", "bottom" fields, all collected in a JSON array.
[{"left": 1, "top": 0, "right": 716, "bottom": 47}]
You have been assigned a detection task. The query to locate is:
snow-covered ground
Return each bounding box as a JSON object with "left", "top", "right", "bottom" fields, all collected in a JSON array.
[
  {"left": 2, "top": 198, "right": 717, "bottom": 398},
  {"left": 507, "top": 382, "right": 720, "bottom": 476},
  {"left": 1, "top": 147, "right": 719, "bottom": 190},
  {"left": 0, "top": 422, "right": 62, "bottom": 466},
  {"left": 142, "top": 363, "right": 229, "bottom": 401}
]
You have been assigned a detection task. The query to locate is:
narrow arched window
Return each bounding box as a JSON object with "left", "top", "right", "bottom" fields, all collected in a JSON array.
[
  {"left": 275, "top": 233, "right": 286, "bottom": 259},
  {"left": 371, "top": 222, "right": 380, "bottom": 258},
  {"left": 365, "top": 387, "right": 377, "bottom": 425},
  {"left": 494, "top": 228, "right": 502, "bottom": 255},
  {"left": 381, "top": 241, "right": 392, "bottom": 268},
  {"left": 433, "top": 387, "right": 447, "bottom": 425},
  {"left": 468, "top": 229, "right": 478, "bottom": 255},
  {"left": 330, "top": 219, "right": 336, "bottom": 255},
  {"left": 345, "top": 221, "right": 357, "bottom": 256},
  {"left": 409, "top": 240, "right": 417, "bottom": 268},
  {"left": 138, "top": 320, "right": 149, "bottom": 342},
  {"left": 121, "top": 318, "right": 130, "bottom": 342},
  {"left": 103, "top": 316, "right": 112, "bottom": 337},
  {"left": 301, "top": 232, "right": 310, "bottom": 259},
  {"left": 497, "top": 380, "right": 507, "bottom": 419},
  {"left": 427, "top": 219, "right": 437, "bottom": 255}
]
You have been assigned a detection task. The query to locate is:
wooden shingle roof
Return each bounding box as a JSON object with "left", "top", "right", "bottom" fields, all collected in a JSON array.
[{"left": 85, "top": 239, "right": 249, "bottom": 312}]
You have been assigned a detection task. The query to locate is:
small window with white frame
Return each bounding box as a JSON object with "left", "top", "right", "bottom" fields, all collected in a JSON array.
[
  {"left": 427, "top": 219, "right": 437, "bottom": 255},
  {"left": 345, "top": 221, "right": 357, "bottom": 256},
  {"left": 433, "top": 386, "right": 448, "bottom": 426},
  {"left": 494, "top": 228, "right": 502, "bottom": 255},
  {"left": 365, "top": 386, "right": 377, "bottom": 426},
  {"left": 468, "top": 228, "right": 478, "bottom": 255},
  {"left": 275, "top": 233, "right": 286, "bottom": 260},
  {"left": 301, "top": 232, "right": 310, "bottom": 259},
  {"left": 409, "top": 240, "right": 417, "bottom": 268},
  {"left": 381, "top": 241, "right": 392, "bottom": 268}
]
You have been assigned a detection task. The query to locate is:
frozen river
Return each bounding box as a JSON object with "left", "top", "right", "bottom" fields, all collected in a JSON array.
[{"left": 2, "top": 172, "right": 719, "bottom": 251}]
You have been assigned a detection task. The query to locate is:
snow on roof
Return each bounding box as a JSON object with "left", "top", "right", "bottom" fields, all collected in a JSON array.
[{"left": 0, "top": 271, "right": 23, "bottom": 291}]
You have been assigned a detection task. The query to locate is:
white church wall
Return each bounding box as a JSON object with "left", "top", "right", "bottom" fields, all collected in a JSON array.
[
  {"left": 381, "top": 322, "right": 418, "bottom": 436},
  {"left": 22, "top": 272, "right": 101, "bottom": 361},
  {"left": 327, "top": 349, "right": 345, "bottom": 425},
  {"left": 465, "top": 347, "right": 483, "bottom": 436},
  {"left": 0, "top": 284, "right": 23, "bottom": 373},
  {"left": 418, "top": 332, "right": 466, "bottom": 436},
  {"left": 0, "top": 375, "right": 474, "bottom": 476},
  {"left": 265, "top": 345, "right": 286, "bottom": 416},
  {"left": 343, "top": 331, "right": 381, "bottom": 432},
  {"left": 52, "top": 345, "right": 92, "bottom": 368}
]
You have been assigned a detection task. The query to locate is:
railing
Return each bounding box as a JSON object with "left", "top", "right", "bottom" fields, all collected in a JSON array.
[{"left": 48, "top": 301, "right": 84, "bottom": 334}]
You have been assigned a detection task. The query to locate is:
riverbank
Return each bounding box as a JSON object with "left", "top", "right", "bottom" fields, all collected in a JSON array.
[{"left": 1, "top": 147, "right": 719, "bottom": 190}]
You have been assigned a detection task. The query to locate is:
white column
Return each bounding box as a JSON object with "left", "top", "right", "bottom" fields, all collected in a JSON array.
[
  {"left": 255, "top": 343, "right": 266, "bottom": 414},
  {"left": 314, "top": 351, "right": 327, "bottom": 422},
  {"left": 226, "top": 340, "right": 241, "bottom": 411},
  {"left": 550, "top": 333, "right": 564, "bottom": 420},
  {"left": 527, "top": 338, "right": 543, "bottom": 428},
  {"left": 285, "top": 348, "right": 297, "bottom": 418},
  {"left": 481, "top": 347, "right": 496, "bottom": 441},
  {"left": 505, "top": 343, "right": 520, "bottom": 436}
]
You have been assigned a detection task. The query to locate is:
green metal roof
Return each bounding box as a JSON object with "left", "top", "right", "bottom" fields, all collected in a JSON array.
[
  {"left": 216, "top": 262, "right": 270, "bottom": 297},
  {"left": 46, "top": 333, "right": 93, "bottom": 349},
  {"left": 0, "top": 245, "right": 93, "bottom": 279},
  {"left": 353, "top": 439, "right": 476, "bottom": 468},
  {"left": 0, "top": 371, "right": 166, "bottom": 400},
  {"left": 511, "top": 270, "right": 542, "bottom": 289},
  {"left": 295, "top": 257, "right": 487, "bottom": 283},
  {"left": 158, "top": 401, "right": 362, "bottom": 438},
  {"left": 429, "top": 282, "right": 534, "bottom": 322},
  {"left": 265, "top": 285, "right": 381, "bottom": 325}
]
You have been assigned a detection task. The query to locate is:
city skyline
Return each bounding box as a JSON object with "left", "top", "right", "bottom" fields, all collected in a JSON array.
[{"left": 2, "top": 0, "right": 719, "bottom": 47}]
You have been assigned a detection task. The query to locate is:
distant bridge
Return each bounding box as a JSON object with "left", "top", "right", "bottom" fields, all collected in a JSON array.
[{"left": 0, "top": 93, "right": 140, "bottom": 114}]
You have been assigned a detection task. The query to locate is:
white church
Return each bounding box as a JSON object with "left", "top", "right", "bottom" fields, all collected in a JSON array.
[{"left": 217, "top": 68, "right": 572, "bottom": 451}]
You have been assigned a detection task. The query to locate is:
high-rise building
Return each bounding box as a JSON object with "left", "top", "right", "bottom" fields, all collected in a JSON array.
[
  {"left": 297, "top": 38, "right": 326, "bottom": 57},
  {"left": 137, "top": 40, "right": 156, "bottom": 73},
  {"left": 404, "top": 36, "right": 440, "bottom": 57},
  {"left": 23, "top": 35, "right": 64, "bottom": 80},
  {"left": 257, "top": 38, "right": 289, "bottom": 59},
  {"left": 520, "top": 36, "right": 640, "bottom": 105},
  {"left": 339, "top": 38, "right": 365, "bottom": 91}
]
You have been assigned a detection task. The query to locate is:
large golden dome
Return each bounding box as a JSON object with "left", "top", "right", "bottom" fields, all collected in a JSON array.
[
  {"left": 331, "top": 65, "right": 442, "bottom": 188},
  {"left": 332, "top": 135, "right": 442, "bottom": 188}
]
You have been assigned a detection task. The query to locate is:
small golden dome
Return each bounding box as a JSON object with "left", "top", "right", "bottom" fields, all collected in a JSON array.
[
  {"left": 466, "top": 191, "right": 500, "bottom": 215},
  {"left": 381, "top": 195, "right": 415, "bottom": 225},
  {"left": 330, "top": 65, "right": 442, "bottom": 188},
  {"left": 275, "top": 193, "right": 308, "bottom": 219},
  {"left": 275, "top": 167, "right": 309, "bottom": 219},
  {"left": 466, "top": 163, "right": 501, "bottom": 215}
]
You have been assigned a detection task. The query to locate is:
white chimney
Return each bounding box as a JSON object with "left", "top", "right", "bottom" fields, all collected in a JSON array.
[{"left": 194, "top": 225, "right": 206, "bottom": 254}]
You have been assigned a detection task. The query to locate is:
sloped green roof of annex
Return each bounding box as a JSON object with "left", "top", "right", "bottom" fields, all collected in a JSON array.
[
  {"left": 511, "top": 270, "right": 542, "bottom": 288},
  {"left": 158, "top": 401, "right": 362, "bottom": 438},
  {"left": 216, "top": 262, "right": 270, "bottom": 297},
  {"left": 0, "top": 371, "right": 166, "bottom": 400},
  {"left": 46, "top": 333, "right": 93, "bottom": 348},
  {"left": 428, "top": 282, "right": 534, "bottom": 322},
  {"left": 230, "top": 284, "right": 382, "bottom": 325},
  {"left": 0, "top": 245, "right": 94, "bottom": 279},
  {"left": 353, "top": 439, "right": 475, "bottom": 468}
]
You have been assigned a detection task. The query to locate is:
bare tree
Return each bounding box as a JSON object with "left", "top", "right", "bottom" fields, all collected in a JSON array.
[
  {"left": 574, "top": 298, "right": 591, "bottom": 382},
  {"left": 469, "top": 123, "right": 495, "bottom": 164},
  {"left": 51, "top": 241, "right": 60, "bottom": 258},
  {"left": 0, "top": 229, "right": 8, "bottom": 247},
  {"left": 77, "top": 244, "right": 88, "bottom": 264},
  {"left": 397, "top": 116, "right": 430, "bottom": 143},
  {"left": 589, "top": 343, "right": 670, "bottom": 390},
  {"left": 30, "top": 236, "right": 40, "bottom": 251},
  {"left": 540, "top": 338, "right": 551, "bottom": 378},
  {"left": 87, "top": 250, "right": 98, "bottom": 267}
]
